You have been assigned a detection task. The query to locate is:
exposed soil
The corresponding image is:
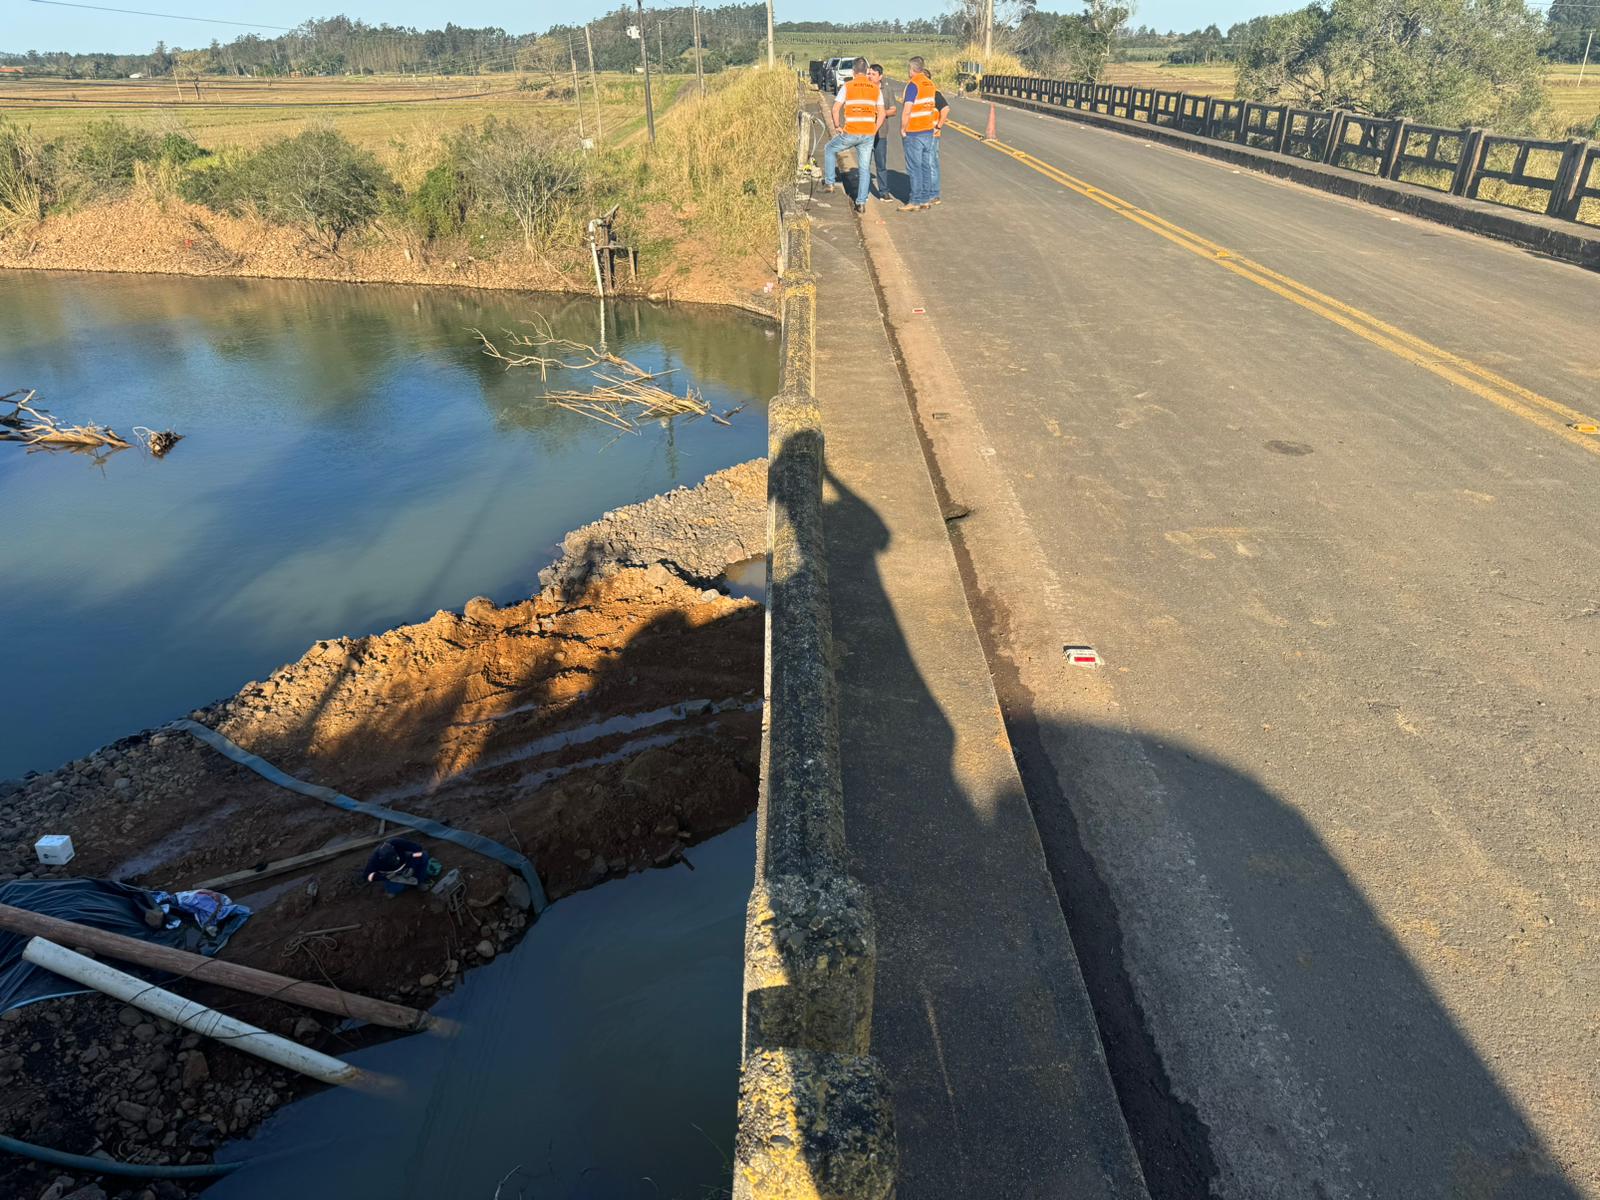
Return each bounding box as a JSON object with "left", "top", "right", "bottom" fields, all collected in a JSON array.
[
  {"left": 0, "top": 195, "right": 780, "bottom": 317},
  {"left": 0, "top": 459, "right": 768, "bottom": 1200}
]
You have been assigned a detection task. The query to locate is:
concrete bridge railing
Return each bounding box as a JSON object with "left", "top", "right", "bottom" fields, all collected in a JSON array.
[
  {"left": 731, "top": 187, "right": 897, "bottom": 1200},
  {"left": 982, "top": 74, "right": 1600, "bottom": 228}
]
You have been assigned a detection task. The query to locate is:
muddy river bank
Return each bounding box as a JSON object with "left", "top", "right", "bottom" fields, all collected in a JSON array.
[{"left": 0, "top": 459, "right": 769, "bottom": 1200}]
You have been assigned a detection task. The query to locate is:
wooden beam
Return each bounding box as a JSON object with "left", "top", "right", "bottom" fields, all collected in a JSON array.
[
  {"left": 0, "top": 902, "right": 438, "bottom": 1032},
  {"left": 190, "top": 829, "right": 415, "bottom": 892}
]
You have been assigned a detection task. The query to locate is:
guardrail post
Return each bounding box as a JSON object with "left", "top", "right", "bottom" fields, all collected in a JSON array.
[
  {"left": 1382, "top": 118, "right": 1410, "bottom": 179},
  {"left": 1550, "top": 138, "right": 1588, "bottom": 218},
  {"left": 1273, "top": 103, "right": 1290, "bottom": 153},
  {"left": 1323, "top": 109, "right": 1349, "bottom": 165},
  {"left": 1234, "top": 102, "right": 1249, "bottom": 142},
  {"left": 1560, "top": 141, "right": 1597, "bottom": 220},
  {"left": 1452, "top": 128, "right": 1486, "bottom": 196}
]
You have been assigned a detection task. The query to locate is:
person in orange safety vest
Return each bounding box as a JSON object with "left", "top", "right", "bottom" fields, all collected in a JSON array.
[
  {"left": 823, "top": 57, "right": 884, "bottom": 213},
  {"left": 900, "top": 57, "right": 939, "bottom": 211}
]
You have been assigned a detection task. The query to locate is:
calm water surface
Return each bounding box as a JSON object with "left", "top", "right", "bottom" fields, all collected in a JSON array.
[{"left": 0, "top": 271, "right": 776, "bottom": 779}]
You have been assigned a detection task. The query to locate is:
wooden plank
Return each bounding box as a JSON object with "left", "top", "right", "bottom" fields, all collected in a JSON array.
[
  {"left": 0, "top": 902, "right": 438, "bottom": 1032},
  {"left": 190, "top": 829, "right": 416, "bottom": 892}
]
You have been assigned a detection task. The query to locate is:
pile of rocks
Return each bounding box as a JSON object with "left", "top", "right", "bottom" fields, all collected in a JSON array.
[{"left": 1, "top": 993, "right": 306, "bottom": 1200}]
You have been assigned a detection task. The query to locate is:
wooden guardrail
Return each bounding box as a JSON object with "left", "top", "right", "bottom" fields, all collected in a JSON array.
[{"left": 981, "top": 74, "right": 1600, "bottom": 226}]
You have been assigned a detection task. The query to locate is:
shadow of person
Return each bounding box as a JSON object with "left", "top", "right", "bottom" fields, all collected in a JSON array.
[{"left": 815, "top": 462, "right": 1583, "bottom": 1199}]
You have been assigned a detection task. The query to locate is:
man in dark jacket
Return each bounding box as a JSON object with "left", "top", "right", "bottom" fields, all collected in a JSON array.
[{"left": 365, "top": 838, "right": 438, "bottom": 895}]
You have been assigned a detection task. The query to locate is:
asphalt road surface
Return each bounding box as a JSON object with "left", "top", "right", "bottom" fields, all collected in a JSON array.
[{"left": 854, "top": 97, "right": 1600, "bottom": 1200}]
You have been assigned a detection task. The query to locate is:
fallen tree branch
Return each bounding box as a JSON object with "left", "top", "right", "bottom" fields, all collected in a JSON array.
[
  {"left": 1, "top": 389, "right": 132, "bottom": 450},
  {"left": 473, "top": 321, "right": 711, "bottom": 433}
]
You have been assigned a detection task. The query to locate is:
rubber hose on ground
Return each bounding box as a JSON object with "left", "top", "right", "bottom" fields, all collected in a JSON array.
[{"left": 0, "top": 1132, "right": 244, "bottom": 1179}]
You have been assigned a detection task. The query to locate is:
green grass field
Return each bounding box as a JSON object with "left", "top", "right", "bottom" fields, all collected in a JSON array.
[{"left": 775, "top": 32, "right": 957, "bottom": 70}]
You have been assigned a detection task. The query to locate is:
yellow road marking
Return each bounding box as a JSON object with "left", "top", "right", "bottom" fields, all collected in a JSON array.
[{"left": 947, "top": 120, "right": 1600, "bottom": 459}]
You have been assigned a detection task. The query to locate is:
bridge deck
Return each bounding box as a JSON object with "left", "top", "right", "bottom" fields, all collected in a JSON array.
[
  {"left": 810, "top": 196, "right": 1147, "bottom": 1199},
  {"left": 831, "top": 93, "right": 1600, "bottom": 1198}
]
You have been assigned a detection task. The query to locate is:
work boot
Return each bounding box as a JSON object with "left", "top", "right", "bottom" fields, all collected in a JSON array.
[
  {"left": 898, "top": 202, "right": 920, "bottom": 212},
  {"left": 822, "top": 183, "right": 838, "bottom": 193}
]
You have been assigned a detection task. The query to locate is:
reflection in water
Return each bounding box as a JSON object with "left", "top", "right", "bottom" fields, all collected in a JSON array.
[
  {"left": 0, "top": 272, "right": 776, "bottom": 778},
  {"left": 207, "top": 818, "right": 754, "bottom": 1200}
]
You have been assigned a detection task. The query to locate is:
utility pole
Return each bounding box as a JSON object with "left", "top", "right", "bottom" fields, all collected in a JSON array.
[
  {"left": 692, "top": 0, "right": 705, "bottom": 98},
  {"left": 657, "top": 21, "right": 665, "bottom": 72},
  {"left": 635, "top": 0, "right": 656, "bottom": 144},
  {"left": 983, "top": 0, "right": 995, "bottom": 58},
  {"left": 1579, "top": 30, "right": 1595, "bottom": 89},
  {"left": 585, "top": 24, "right": 604, "bottom": 145},
  {"left": 569, "top": 36, "right": 585, "bottom": 140},
  {"left": 766, "top": 0, "right": 775, "bottom": 68}
]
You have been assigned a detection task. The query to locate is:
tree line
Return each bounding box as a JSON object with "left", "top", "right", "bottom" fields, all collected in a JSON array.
[{"left": 0, "top": 6, "right": 776, "bottom": 79}]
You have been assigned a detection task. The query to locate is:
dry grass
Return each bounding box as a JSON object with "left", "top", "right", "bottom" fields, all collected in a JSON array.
[
  {"left": 644, "top": 66, "right": 795, "bottom": 260},
  {"left": 1546, "top": 64, "right": 1600, "bottom": 134},
  {"left": 0, "top": 72, "right": 695, "bottom": 172},
  {"left": 928, "top": 42, "right": 1024, "bottom": 86},
  {"left": 1099, "top": 61, "right": 1238, "bottom": 96}
]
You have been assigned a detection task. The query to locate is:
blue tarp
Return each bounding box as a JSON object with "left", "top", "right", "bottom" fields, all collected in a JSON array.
[{"left": 0, "top": 878, "right": 249, "bottom": 1014}]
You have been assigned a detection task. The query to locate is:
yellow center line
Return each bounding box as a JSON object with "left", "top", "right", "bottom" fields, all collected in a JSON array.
[{"left": 947, "top": 119, "right": 1600, "bottom": 458}]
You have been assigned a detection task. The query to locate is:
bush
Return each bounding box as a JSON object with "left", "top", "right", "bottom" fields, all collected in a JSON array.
[
  {"left": 156, "top": 132, "right": 206, "bottom": 166},
  {"left": 0, "top": 119, "right": 58, "bottom": 229},
  {"left": 454, "top": 119, "right": 583, "bottom": 252},
  {"left": 75, "top": 118, "right": 157, "bottom": 190},
  {"left": 405, "top": 158, "right": 473, "bottom": 240},
  {"left": 178, "top": 128, "right": 395, "bottom": 249}
]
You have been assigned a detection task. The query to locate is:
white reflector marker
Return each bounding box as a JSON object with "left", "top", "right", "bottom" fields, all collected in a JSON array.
[{"left": 1064, "top": 645, "right": 1100, "bottom": 667}]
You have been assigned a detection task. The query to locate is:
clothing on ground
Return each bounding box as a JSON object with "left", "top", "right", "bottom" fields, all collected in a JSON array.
[{"left": 0, "top": 877, "right": 250, "bottom": 1014}]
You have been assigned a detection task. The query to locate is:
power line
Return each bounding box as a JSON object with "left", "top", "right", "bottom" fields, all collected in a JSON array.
[{"left": 25, "top": 0, "right": 296, "bottom": 30}]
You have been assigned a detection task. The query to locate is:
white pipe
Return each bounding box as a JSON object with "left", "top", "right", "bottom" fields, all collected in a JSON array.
[{"left": 23, "top": 937, "right": 362, "bottom": 1088}]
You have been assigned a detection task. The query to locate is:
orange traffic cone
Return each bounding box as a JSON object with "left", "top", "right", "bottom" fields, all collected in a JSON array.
[{"left": 984, "top": 102, "right": 997, "bottom": 141}]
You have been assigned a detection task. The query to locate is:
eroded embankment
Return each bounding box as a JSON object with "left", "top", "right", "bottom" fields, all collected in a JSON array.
[
  {"left": 0, "top": 458, "right": 766, "bottom": 1199},
  {"left": 0, "top": 195, "right": 779, "bottom": 315}
]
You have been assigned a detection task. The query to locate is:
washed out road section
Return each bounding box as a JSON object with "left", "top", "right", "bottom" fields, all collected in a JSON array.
[{"left": 859, "top": 102, "right": 1600, "bottom": 1199}]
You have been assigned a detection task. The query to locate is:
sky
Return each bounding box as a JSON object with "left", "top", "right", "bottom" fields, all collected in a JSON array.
[{"left": 3, "top": 0, "right": 1318, "bottom": 55}]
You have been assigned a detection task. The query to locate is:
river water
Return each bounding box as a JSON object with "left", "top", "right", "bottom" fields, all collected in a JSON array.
[
  {"left": 207, "top": 818, "right": 755, "bottom": 1200},
  {"left": 0, "top": 271, "right": 776, "bottom": 780}
]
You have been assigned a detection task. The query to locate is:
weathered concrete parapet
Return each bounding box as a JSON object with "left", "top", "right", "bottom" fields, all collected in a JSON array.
[
  {"left": 735, "top": 184, "right": 895, "bottom": 1200},
  {"left": 744, "top": 872, "right": 876, "bottom": 1055},
  {"left": 733, "top": 1049, "right": 898, "bottom": 1200}
]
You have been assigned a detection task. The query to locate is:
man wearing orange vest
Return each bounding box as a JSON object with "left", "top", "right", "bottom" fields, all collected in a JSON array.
[
  {"left": 899, "top": 56, "right": 939, "bottom": 212},
  {"left": 823, "top": 57, "right": 884, "bottom": 213}
]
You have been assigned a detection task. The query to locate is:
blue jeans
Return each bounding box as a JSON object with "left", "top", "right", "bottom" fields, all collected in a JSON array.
[
  {"left": 823, "top": 132, "right": 875, "bottom": 205},
  {"left": 872, "top": 134, "right": 890, "bottom": 198},
  {"left": 904, "top": 132, "right": 936, "bottom": 205}
]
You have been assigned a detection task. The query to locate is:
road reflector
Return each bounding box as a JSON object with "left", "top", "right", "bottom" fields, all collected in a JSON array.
[
  {"left": 1572, "top": 423, "right": 1599, "bottom": 435},
  {"left": 912, "top": 307, "right": 926, "bottom": 314},
  {"left": 1063, "top": 645, "right": 1101, "bottom": 667}
]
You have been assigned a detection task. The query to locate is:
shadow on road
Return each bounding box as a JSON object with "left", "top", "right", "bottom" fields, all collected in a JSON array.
[{"left": 814, "top": 453, "right": 1581, "bottom": 1199}]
